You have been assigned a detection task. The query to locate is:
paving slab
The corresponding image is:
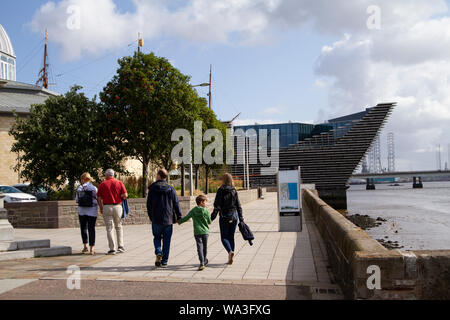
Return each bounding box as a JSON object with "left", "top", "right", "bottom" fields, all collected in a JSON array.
[{"left": 0, "top": 192, "right": 338, "bottom": 299}]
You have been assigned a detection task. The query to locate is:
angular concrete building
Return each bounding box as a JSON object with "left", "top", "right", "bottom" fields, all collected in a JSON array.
[{"left": 232, "top": 103, "right": 396, "bottom": 209}]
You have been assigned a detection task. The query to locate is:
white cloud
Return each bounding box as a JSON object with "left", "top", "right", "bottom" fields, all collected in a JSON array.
[
  {"left": 29, "top": 0, "right": 285, "bottom": 61},
  {"left": 30, "top": 0, "right": 139, "bottom": 61},
  {"left": 234, "top": 119, "right": 281, "bottom": 126},
  {"left": 263, "top": 106, "right": 283, "bottom": 115}
]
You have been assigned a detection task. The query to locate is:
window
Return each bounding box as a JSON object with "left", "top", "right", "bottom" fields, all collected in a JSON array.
[{"left": 0, "top": 186, "right": 22, "bottom": 194}]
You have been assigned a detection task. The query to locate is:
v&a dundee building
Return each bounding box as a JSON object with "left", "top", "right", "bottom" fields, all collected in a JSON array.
[{"left": 232, "top": 103, "right": 395, "bottom": 209}]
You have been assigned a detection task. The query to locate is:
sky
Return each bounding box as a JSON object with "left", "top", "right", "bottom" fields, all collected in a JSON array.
[{"left": 2, "top": 0, "right": 450, "bottom": 171}]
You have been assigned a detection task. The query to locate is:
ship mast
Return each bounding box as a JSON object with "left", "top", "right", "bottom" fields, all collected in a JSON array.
[{"left": 36, "top": 29, "right": 49, "bottom": 89}]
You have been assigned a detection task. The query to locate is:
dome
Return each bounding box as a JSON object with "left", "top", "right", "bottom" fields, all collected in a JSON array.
[{"left": 0, "top": 24, "right": 15, "bottom": 57}]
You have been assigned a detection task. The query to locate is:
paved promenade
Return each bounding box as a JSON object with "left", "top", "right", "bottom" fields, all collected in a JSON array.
[{"left": 0, "top": 193, "right": 341, "bottom": 299}]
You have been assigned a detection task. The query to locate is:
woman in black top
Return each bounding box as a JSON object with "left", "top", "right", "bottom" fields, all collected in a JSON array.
[{"left": 211, "top": 173, "right": 244, "bottom": 265}]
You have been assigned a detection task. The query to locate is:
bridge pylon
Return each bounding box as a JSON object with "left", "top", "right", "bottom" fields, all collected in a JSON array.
[
  {"left": 366, "top": 178, "right": 376, "bottom": 190},
  {"left": 413, "top": 176, "right": 423, "bottom": 189}
]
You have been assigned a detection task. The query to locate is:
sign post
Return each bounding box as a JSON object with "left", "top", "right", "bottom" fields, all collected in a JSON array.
[{"left": 277, "top": 168, "right": 302, "bottom": 232}]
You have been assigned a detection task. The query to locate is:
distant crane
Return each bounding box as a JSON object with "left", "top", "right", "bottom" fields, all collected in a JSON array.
[
  {"left": 436, "top": 144, "right": 442, "bottom": 171},
  {"left": 387, "top": 132, "right": 395, "bottom": 172},
  {"left": 368, "top": 136, "right": 382, "bottom": 173}
]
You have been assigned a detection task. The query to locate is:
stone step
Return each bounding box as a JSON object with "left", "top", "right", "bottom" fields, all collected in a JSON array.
[
  {"left": 0, "top": 239, "right": 50, "bottom": 252},
  {"left": 34, "top": 246, "right": 72, "bottom": 258},
  {"left": 0, "top": 250, "right": 34, "bottom": 261},
  {"left": 0, "top": 246, "right": 72, "bottom": 261}
]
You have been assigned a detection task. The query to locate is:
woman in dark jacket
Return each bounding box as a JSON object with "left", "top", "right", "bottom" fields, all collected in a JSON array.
[{"left": 211, "top": 173, "right": 244, "bottom": 265}]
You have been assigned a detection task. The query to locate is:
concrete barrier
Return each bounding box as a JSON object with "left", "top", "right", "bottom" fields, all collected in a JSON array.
[
  {"left": 303, "top": 189, "right": 450, "bottom": 300},
  {"left": 5, "top": 188, "right": 264, "bottom": 229}
]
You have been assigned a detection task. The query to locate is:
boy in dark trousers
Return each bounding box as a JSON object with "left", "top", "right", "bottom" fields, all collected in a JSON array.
[{"left": 178, "top": 195, "right": 211, "bottom": 270}]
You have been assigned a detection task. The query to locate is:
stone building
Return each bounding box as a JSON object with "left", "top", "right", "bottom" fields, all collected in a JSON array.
[
  {"left": 0, "top": 24, "right": 59, "bottom": 185},
  {"left": 0, "top": 81, "right": 59, "bottom": 185}
]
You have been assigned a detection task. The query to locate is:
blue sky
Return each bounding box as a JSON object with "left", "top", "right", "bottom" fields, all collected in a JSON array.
[
  {"left": 2, "top": 0, "right": 450, "bottom": 170},
  {"left": 1, "top": 0, "right": 335, "bottom": 125}
]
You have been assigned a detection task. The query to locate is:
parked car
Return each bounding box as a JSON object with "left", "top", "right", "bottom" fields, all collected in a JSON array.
[
  {"left": 0, "top": 186, "right": 37, "bottom": 203},
  {"left": 13, "top": 183, "right": 52, "bottom": 201}
]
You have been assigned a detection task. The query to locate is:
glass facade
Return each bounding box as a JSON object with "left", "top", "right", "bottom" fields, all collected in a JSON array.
[
  {"left": 234, "top": 122, "right": 315, "bottom": 148},
  {"left": 325, "top": 108, "right": 371, "bottom": 138},
  {"left": 0, "top": 54, "right": 15, "bottom": 81}
]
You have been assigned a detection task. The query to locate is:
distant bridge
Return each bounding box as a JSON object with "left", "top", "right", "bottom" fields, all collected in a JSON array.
[
  {"left": 351, "top": 170, "right": 450, "bottom": 189},
  {"left": 352, "top": 170, "right": 450, "bottom": 179}
]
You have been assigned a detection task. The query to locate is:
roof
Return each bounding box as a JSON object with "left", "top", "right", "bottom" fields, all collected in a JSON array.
[
  {"left": 328, "top": 108, "right": 372, "bottom": 123},
  {"left": 0, "top": 24, "right": 15, "bottom": 57},
  {"left": 0, "top": 80, "right": 59, "bottom": 115},
  {"left": 234, "top": 122, "right": 314, "bottom": 129}
]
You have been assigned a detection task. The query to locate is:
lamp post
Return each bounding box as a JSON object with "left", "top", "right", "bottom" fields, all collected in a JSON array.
[
  {"left": 190, "top": 65, "right": 212, "bottom": 110},
  {"left": 191, "top": 65, "right": 213, "bottom": 194}
]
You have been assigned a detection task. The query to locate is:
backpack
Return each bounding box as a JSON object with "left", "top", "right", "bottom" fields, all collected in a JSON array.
[
  {"left": 219, "top": 187, "right": 237, "bottom": 222},
  {"left": 78, "top": 186, "right": 94, "bottom": 208}
]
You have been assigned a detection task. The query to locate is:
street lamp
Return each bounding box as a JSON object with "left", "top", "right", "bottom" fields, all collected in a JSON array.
[
  {"left": 190, "top": 65, "right": 212, "bottom": 110},
  {"left": 189, "top": 65, "right": 213, "bottom": 195},
  {"left": 191, "top": 83, "right": 210, "bottom": 88}
]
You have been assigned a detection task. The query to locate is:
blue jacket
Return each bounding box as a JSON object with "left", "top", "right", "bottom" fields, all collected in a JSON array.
[
  {"left": 147, "top": 180, "right": 182, "bottom": 226},
  {"left": 122, "top": 199, "right": 130, "bottom": 219}
]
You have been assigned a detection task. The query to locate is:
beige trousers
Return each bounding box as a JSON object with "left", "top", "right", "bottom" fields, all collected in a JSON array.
[{"left": 103, "top": 204, "right": 124, "bottom": 251}]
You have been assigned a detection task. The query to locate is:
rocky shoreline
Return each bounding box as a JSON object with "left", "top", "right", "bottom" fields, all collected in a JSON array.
[{"left": 346, "top": 214, "right": 404, "bottom": 250}]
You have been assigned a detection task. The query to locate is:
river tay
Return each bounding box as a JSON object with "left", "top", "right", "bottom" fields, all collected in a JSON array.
[{"left": 347, "top": 181, "right": 450, "bottom": 250}]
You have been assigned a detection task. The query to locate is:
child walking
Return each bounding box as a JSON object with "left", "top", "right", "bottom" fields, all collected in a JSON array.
[{"left": 178, "top": 195, "right": 212, "bottom": 270}]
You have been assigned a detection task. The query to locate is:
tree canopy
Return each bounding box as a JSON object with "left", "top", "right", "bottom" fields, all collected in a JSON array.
[
  {"left": 9, "top": 86, "right": 125, "bottom": 197},
  {"left": 99, "top": 52, "right": 226, "bottom": 196}
]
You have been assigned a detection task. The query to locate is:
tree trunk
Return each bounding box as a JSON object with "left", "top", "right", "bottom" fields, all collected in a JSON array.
[
  {"left": 69, "top": 177, "right": 76, "bottom": 200},
  {"left": 142, "top": 159, "right": 149, "bottom": 198}
]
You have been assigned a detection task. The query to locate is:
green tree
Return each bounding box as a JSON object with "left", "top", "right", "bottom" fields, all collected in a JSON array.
[
  {"left": 9, "top": 86, "right": 125, "bottom": 198},
  {"left": 100, "top": 52, "right": 225, "bottom": 196}
]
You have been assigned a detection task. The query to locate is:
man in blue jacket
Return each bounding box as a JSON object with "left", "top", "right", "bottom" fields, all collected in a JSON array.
[{"left": 147, "top": 169, "right": 182, "bottom": 268}]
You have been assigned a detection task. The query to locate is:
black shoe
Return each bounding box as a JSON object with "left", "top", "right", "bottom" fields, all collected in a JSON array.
[
  {"left": 155, "top": 254, "right": 162, "bottom": 267},
  {"left": 107, "top": 250, "right": 116, "bottom": 255},
  {"left": 161, "top": 263, "right": 168, "bottom": 268},
  {"left": 204, "top": 259, "right": 209, "bottom": 267}
]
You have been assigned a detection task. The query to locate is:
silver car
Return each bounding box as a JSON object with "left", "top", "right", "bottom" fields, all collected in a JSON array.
[{"left": 0, "top": 186, "right": 37, "bottom": 203}]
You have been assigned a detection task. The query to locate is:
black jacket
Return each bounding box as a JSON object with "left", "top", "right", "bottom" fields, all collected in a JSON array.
[
  {"left": 211, "top": 185, "right": 243, "bottom": 222},
  {"left": 238, "top": 221, "right": 254, "bottom": 246},
  {"left": 147, "top": 180, "right": 182, "bottom": 226}
]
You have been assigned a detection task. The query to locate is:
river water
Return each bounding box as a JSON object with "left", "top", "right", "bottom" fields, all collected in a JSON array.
[{"left": 347, "top": 181, "right": 450, "bottom": 250}]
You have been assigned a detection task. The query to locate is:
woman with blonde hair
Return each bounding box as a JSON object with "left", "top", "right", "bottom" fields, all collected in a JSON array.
[
  {"left": 75, "top": 172, "right": 98, "bottom": 255},
  {"left": 211, "top": 173, "right": 244, "bottom": 265}
]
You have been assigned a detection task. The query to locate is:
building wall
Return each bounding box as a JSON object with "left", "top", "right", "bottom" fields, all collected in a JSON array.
[
  {"left": 303, "top": 189, "right": 450, "bottom": 300},
  {"left": 0, "top": 114, "right": 20, "bottom": 185},
  {"left": 5, "top": 188, "right": 265, "bottom": 229}
]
